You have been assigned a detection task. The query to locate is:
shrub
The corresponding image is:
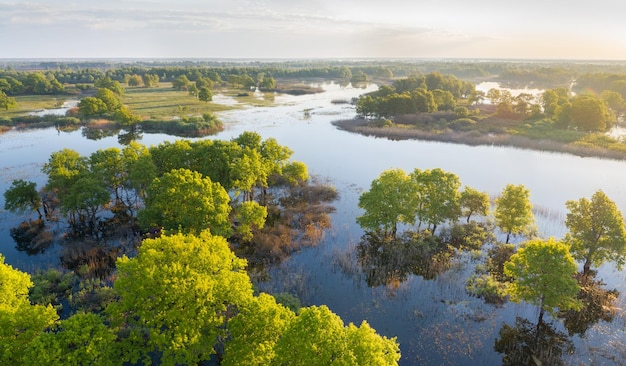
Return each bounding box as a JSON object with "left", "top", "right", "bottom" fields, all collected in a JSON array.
[
  {"left": 466, "top": 273, "right": 508, "bottom": 304},
  {"left": 449, "top": 118, "right": 477, "bottom": 131}
]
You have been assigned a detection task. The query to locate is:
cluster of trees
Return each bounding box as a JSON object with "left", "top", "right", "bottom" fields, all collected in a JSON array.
[
  {"left": 0, "top": 71, "right": 64, "bottom": 95},
  {"left": 539, "top": 87, "right": 622, "bottom": 132},
  {"left": 0, "top": 231, "right": 401, "bottom": 365},
  {"left": 355, "top": 73, "right": 476, "bottom": 118},
  {"left": 358, "top": 168, "right": 626, "bottom": 334},
  {"left": 77, "top": 83, "right": 141, "bottom": 126},
  {"left": 357, "top": 168, "right": 490, "bottom": 238},
  {"left": 4, "top": 132, "right": 308, "bottom": 243}
]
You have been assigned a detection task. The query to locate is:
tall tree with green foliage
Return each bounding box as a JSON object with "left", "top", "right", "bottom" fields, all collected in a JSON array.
[
  {"left": 142, "top": 74, "right": 159, "bottom": 88},
  {"left": 565, "top": 95, "right": 612, "bottom": 131},
  {"left": 505, "top": 238, "right": 581, "bottom": 325},
  {"left": 198, "top": 86, "right": 212, "bottom": 102},
  {"left": 4, "top": 179, "right": 43, "bottom": 219},
  {"left": 138, "top": 168, "right": 231, "bottom": 236},
  {"left": 107, "top": 231, "right": 254, "bottom": 366},
  {"left": 0, "top": 255, "right": 58, "bottom": 364},
  {"left": 409, "top": 168, "right": 462, "bottom": 234},
  {"left": 357, "top": 169, "right": 413, "bottom": 239},
  {"left": 233, "top": 201, "right": 268, "bottom": 242},
  {"left": 460, "top": 186, "right": 490, "bottom": 223},
  {"left": 563, "top": 190, "right": 626, "bottom": 275},
  {"left": 0, "top": 90, "right": 17, "bottom": 110},
  {"left": 494, "top": 184, "right": 535, "bottom": 243}
]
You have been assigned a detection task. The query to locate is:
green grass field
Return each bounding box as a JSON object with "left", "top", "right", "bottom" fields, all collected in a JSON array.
[{"left": 0, "top": 82, "right": 282, "bottom": 121}]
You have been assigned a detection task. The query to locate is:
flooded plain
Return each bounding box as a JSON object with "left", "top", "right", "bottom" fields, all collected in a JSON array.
[{"left": 1, "top": 82, "right": 625, "bottom": 365}]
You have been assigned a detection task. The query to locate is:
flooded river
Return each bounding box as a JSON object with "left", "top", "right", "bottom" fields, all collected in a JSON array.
[{"left": 1, "top": 82, "right": 625, "bottom": 365}]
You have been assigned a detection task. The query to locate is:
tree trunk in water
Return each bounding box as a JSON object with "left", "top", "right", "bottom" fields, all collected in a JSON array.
[
  {"left": 583, "top": 258, "right": 592, "bottom": 276},
  {"left": 505, "top": 232, "right": 511, "bottom": 244}
]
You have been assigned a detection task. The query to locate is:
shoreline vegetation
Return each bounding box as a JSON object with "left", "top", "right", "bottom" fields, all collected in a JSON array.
[{"left": 332, "top": 118, "right": 626, "bottom": 161}]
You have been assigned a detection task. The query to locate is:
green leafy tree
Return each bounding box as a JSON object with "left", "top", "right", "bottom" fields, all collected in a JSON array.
[
  {"left": 4, "top": 179, "right": 43, "bottom": 219},
  {"left": 273, "top": 305, "right": 400, "bottom": 366},
  {"left": 198, "top": 87, "right": 212, "bottom": 102},
  {"left": 94, "top": 77, "right": 124, "bottom": 95},
  {"left": 23, "top": 313, "right": 116, "bottom": 366},
  {"left": 231, "top": 147, "right": 266, "bottom": 202},
  {"left": 113, "top": 105, "right": 141, "bottom": 126},
  {"left": 357, "top": 169, "right": 413, "bottom": 238},
  {"left": 77, "top": 97, "right": 108, "bottom": 119},
  {"left": 172, "top": 75, "right": 190, "bottom": 91},
  {"left": 563, "top": 190, "right": 626, "bottom": 275},
  {"left": 61, "top": 174, "right": 110, "bottom": 227},
  {"left": 568, "top": 94, "right": 612, "bottom": 131},
  {"left": 42, "top": 148, "right": 88, "bottom": 203},
  {"left": 0, "top": 255, "right": 58, "bottom": 364},
  {"left": 188, "top": 84, "right": 199, "bottom": 98},
  {"left": 460, "top": 186, "right": 490, "bottom": 223},
  {"left": 279, "top": 161, "right": 309, "bottom": 186},
  {"left": 107, "top": 231, "right": 253, "bottom": 366},
  {"left": 142, "top": 74, "right": 159, "bottom": 88},
  {"left": 95, "top": 88, "right": 122, "bottom": 112},
  {"left": 259, "top": 76, "right": 276, "bottom": 90},
  {"left": 138, "top": 168, "right": 231, "bottom": 236},
  {"left": 411, "top": 88, "right": 437, "bottom": 113},
  {"left": 127, "top": 74, "right": 143, "bottom": 87},
  {"left": 222, "top": 293, "right": 295, "bottom": 366},
  {"left": 409, "top": 168, "right": 462, "bottom": 234},
  {"left": 494, "top": 184, "right": 535, "bottom": 243},
  {"left": 234, "top": 201, "right": 268, "bottom": 242},
  {"left": 505, "top": 238, "right": 582, "bottom": 325},
  {"left": 0, "top": 90, "right": 17, "bottom": 110}
]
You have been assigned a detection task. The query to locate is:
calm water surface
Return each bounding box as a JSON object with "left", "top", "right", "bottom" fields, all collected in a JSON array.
[{"left": 1, "top": 82, "right": 625, "bottom": 365}]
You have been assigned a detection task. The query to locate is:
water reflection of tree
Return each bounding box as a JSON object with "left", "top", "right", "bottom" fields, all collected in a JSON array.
[
  {"left": 494, "top": 317, "right": 574, "bottom": 366},
  {"left": 117, "top": 127, "right": 143, "bottom": 145},
  {"left": 81, "top": 125, "right": 120, "bottom": 140},
  {"left": 558, "top": 272, "right": 620, "bottom": 336},
  {"left": 356, "top": 231, "right": 455, "bottom": 288},
  {"left": 10, "top": 219, "right": 54, "bottom": 255}
]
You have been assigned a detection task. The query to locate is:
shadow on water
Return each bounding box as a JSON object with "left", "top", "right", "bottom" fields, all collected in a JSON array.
[{"left": 495, "top": 317, "right": 574, "bottom": 366}]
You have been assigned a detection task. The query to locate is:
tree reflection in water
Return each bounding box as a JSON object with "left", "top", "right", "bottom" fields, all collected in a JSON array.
[
  {"left": 10, "top": 219, "right": 55, "bottom": 255},
  {"left": 559, "top": 272, "right": 620, "bottom": 336},
  {"left": 356, "top": 230, "right": 455, "bottom": 288},
  {"left": 495, "top": 317, "right": 573, "bottom": 366}
]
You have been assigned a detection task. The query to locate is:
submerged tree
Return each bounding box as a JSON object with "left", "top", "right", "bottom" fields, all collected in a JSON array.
[
  {"left": 3, "top": 180, "right": 43, "bottom": 219},
  {"left": 563, "top": 190, "right": 626, "bottom": 276},
  {"left": 408, "top": 168, "right": 462, "bottom": 234},
  {"left": 504, "top": 238, "right": 581, "bottom": 326},
  {"left": 494, "top": 184, "right": 535, "bottom": 243},
  {"left": 460, "top": 186, "right": 490, "bottom": 223},
  {"left": 357, "top": 169, "right": 413, "bottom": 239}
]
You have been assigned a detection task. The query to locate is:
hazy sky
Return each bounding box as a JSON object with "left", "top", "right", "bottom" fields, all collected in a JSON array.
[{"left": 2, "top": 0, "right": 626, "bottom": 60}]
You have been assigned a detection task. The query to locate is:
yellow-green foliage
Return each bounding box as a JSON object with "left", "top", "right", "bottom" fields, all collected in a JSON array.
[{"left": 0, "top": 255, "right": 58, "bottom": 363}]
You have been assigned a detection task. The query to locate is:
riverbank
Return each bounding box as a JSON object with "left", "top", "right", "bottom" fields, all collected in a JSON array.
[{"left": 332, "top": 118, "right": 626, "bottom": 161}]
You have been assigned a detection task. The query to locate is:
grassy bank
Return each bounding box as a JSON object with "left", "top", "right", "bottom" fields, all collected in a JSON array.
[{"left": 333, "top": 118, "right": 626, "bottom": 160}]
